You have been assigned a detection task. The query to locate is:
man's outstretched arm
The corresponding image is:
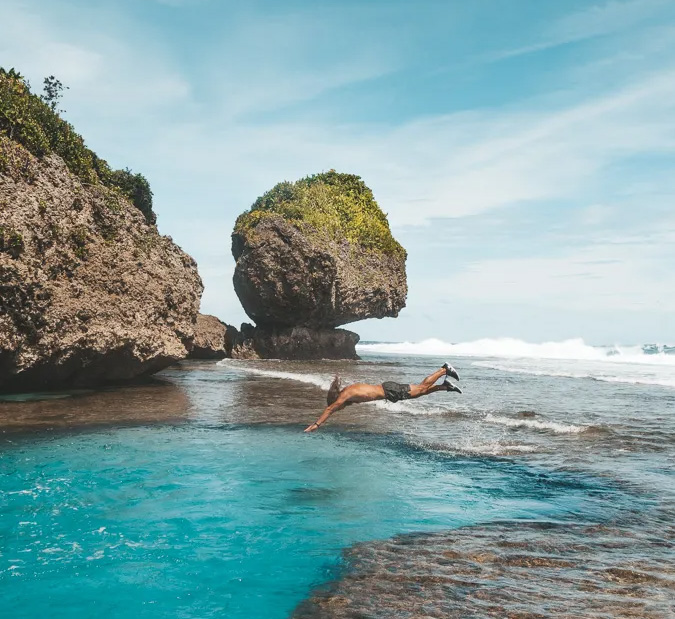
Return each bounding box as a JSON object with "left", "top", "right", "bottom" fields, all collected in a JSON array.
[{"left": 304, "top": 396, "right": 349, "bottom": 432}]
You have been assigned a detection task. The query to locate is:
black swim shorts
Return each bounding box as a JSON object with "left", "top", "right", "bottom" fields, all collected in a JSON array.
[{"left": 382, "top": 381, "right": 412, "bottom": 403}]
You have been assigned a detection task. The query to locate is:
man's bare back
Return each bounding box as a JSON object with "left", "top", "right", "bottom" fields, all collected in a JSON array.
[{"left": 304, "top": 363, "right": 461, "bottom": 432}]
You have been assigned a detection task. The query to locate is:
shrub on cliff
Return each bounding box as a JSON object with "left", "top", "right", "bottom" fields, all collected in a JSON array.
[
  {"left": 234, "top": 170, "right": 405, "bottom": 258},
  {"left": 108, "top": 168, "right": 155, "bottom": 225},
  {"left": 0, "top": 67, "right": 155, "bottom": 224}
]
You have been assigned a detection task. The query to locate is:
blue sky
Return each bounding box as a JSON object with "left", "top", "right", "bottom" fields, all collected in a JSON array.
[{"left": 2, "top": 0, "right": 674, "bottom": 344}]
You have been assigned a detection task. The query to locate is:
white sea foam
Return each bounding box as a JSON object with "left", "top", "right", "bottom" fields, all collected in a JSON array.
[
  {"left": 484, "top": 413, "right": 586, "bottom": 434},
  {"left": 217, "top": 361, "right": 332, "bottom": 389},
  {"left": 357, "top": 337, "right": 675, "bottom": 366},
  {"left": 372, "top": 399, "right": 451, "bottom": 417},
  {"left": 407, "top": 437, "right": 538, "bottom": 456},
  {"left": 457, "top": 441, "right": 539, "bottom": 456},
  {"left": 473, "top": 361, "right": 675, "bottom": 389}
]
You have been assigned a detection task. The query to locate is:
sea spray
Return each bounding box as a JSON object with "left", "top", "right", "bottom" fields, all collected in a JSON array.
[
  {"left": 473, "top": 361, "right": 675, "bottom": 389},
  {"left": 217, "top": 360, "right": 332, "bottom": 389},
  {"left": 358, "top": 337, "right": 675, "bottom": 365}
]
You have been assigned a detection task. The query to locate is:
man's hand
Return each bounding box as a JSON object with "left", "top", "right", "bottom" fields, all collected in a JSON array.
[{"left": 304, "top": 422, "right": 320, "bottom": 433}]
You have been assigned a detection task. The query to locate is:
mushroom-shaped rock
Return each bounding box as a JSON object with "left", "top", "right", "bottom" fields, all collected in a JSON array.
[{"left": 232, "top": 171, "right": 407, "bottom": 329}]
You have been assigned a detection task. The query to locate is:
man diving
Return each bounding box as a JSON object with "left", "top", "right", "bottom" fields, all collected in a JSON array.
[{"left": 304, "top": 363, "right": 461, "bottom": 432}]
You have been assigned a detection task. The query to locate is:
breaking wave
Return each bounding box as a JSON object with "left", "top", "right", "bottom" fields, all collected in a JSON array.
[
  {"left": 357, "top": 337, "right": 675, "bottom": 365},
  {"left": 484, "top": 413, "right": 587, "bottom": 435},
  {"left": 216, "top": 360, "right": 332, "bottom": 389},
  {"left": 473, "top": 361, "right": 675, "bottom": 389}
]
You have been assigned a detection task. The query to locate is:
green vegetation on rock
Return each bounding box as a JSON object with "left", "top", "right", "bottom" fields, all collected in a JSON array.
[
  {"left": 0, "top": 67, "right": 155, "bottom": 224},
  {"left": 0, "top": 225, "right": 25, "bottom": 258},
  {"left": 235, "top": 170, "right": 405, "bottom": 257}
]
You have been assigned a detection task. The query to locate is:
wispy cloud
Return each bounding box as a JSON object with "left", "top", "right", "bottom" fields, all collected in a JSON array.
[
  {"left": 0, "top": 1, "right": 190, "bottom": 115},
  {"left": 143, "top": 65, "right": 675, "bottom": 229},
  {"left": 489, "top": 0, "right": 670, "bottom": 60},
  {"left": 9, "top": 0, "right": 675, "bottom": 228},
  {"left": 443, "top": 233, "right": 675, "bottom": 313},
  {"left": 203, "top": 8, "right": 399, "bottom": 120}
]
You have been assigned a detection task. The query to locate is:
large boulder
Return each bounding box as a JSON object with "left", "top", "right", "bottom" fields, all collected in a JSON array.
[
  {"left": 0, "top": 138, "right": 203, "bottom": 392},
  {"left": 232, "top": 171, "right": 407, "bottom": 329},
  {"left": 189, "top": 313, "right": 233, "bottom": 359}
]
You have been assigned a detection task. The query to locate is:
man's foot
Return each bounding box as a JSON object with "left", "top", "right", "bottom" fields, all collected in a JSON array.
[
  {"left": 442, "top": 363, "right": 460, "bottom": 381},
  {"left": 443, "top": 379, "right": 462, "bottom": 394}
]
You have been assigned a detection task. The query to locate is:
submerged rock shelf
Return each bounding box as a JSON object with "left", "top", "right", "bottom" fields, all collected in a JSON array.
[{"left": 294, "top": 521, "right": 675, "bottom": 618}]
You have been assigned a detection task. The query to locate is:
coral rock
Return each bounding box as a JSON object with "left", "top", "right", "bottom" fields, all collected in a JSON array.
[
  {"left": 232, "top": 216, "right": 407, "bottom": 329},
  {"left": 229, "top": 323, "right": 360, "bottom": 360},
  {"left": 189, "top": 313, "right": 234, "bottom": 359},
  {"left": 0, "top": 138, "right": 203, "bottom": 392}
]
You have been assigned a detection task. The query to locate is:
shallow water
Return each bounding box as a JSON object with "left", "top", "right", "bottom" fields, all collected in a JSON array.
[{"left": 1, "top": 353, "right": 674, "bottom": 617}]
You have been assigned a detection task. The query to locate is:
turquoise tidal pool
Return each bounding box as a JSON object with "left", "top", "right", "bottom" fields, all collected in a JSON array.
[{"left": 1, "top": 424, "right": 620, "bottom": 618}]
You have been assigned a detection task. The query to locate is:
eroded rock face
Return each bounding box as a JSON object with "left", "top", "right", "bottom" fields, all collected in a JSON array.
[
  {"left": 189, "top": 313, "right": 233, "bottom": 359},
  {"left": 229, "top": 323, "right": 359, "bottom": 360},
  {"left": 232, "top": 216, "right": 407, "bottom": 329},
  {"left": 0, "top": 139, "right": 203, "bottom": 392}
]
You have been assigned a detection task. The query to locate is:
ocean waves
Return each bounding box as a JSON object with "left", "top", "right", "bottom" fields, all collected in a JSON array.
[
  {"left": 357, "top": 337, "right": 675, "bottom": 366},
  {"left": 472, "top": 360, "right": 675, "bottom": 389},
  {"left": 484, "top": 413, "right": 587, "bottom": 434},
  {"left": 405, "top": 436, "right": 539, "bottom": 457},
  {"left": 357, "top": 337, "right": 675, "bottom": 390}
]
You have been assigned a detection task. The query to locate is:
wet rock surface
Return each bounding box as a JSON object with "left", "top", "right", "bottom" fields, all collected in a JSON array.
[
  {"left": 0, "top": 380, "right": 190, "bottom": 433},
  {"left": 232, "top": 216, "right": 407, "bottom": 330},
  {"left": 0, "top": 138, "right": 203, "bottom": 392},
  {"left": 294, "top": 521, "right": 675, "bottom": 618},
  {"left": 229, "top": 323, "right": 359, "bottom": 360}
]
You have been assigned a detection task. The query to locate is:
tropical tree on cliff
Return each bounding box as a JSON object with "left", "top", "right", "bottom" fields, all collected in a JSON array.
[{"left": 0, "top": 67, "right": 155, "bottom": 224}]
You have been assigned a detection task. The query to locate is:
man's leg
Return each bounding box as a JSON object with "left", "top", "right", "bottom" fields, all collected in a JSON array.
[
  {"left": 409, "top": 374, "right": 462, "bottom": 398},
  {"left": 420, "top": 367, "right": 446, "bottom": 386},
  {"left": 409, "top": 382, "right": 447, "bottom": 398}
]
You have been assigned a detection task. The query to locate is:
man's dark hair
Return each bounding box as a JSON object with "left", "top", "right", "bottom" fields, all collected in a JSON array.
[{"left": 327, "top": 374, "right": 343, "bottom": 405}]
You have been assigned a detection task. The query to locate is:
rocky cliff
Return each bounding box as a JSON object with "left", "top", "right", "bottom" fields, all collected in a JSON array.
[
  {"left": 230, "top": 171, "right": 406, "bottom": 359},
  {"left": 0, "top": 137, "right": 203, "bottom": 392}
]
